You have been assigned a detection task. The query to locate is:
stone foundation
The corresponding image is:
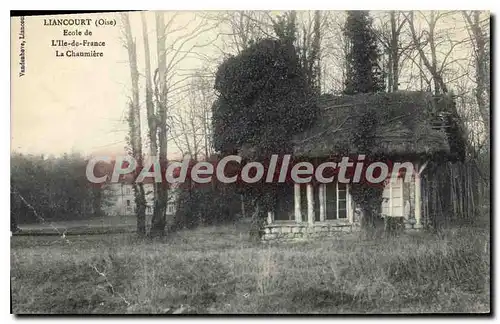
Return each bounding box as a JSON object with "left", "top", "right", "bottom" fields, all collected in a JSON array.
[
  {"left": 403, "top": 218, "right": 419, "bottom": 229},
  {"left": 261, "top": 218, "right": 420, "bottom": 242},
  {"left": 261, "top": 222, "right": 359, "bottom": 241}
]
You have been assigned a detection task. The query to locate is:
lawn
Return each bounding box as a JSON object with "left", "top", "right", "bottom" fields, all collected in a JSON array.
[
  {"left": 16, "top": 215, "right": 140, "bottom": 235},
  {"left": 11, "top": 221, "right": 490, "bottom": 314}
]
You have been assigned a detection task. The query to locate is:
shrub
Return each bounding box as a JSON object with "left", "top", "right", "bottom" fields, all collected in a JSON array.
[{"left": 174, "top": 184, "right": 242, "bottom": 229}]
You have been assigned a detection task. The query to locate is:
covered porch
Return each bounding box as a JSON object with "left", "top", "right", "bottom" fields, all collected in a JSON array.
[{"left": 262, "top": 175, "right": 424, "bottom": 241}]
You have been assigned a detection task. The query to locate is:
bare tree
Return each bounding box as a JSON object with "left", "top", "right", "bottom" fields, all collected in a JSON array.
[
  {"left": 211, "top": 11, "right": 275, "bottom": 55},
  {"left": 374, "top": 11, "right": 415, "bottom": 92},
  {"left": 318, "top": 12, "right": 349, "bottom": 94},
  {"left": 148, "top": 12, "right": 169, "bottom": 237},
  {"left": 406, "top": 11, "right": 469, "bottom": 95},
  {"left": 136, "top": 12, "right": 219, "bottom": 236},
  {"left": 296, "top": 11, "right": 322, "bottom": 94},
  {"left": 402, "top": 11, "right": 489, "bottom": 149},
  {"left": 399, "top": 10, "right": 490, "bottom": 225},
  {"left": 120, "top": 13, "right": 147, "bottom": 236},
  {"left": 463, "top": 11, "right": 490, "bottom": 132},
  {"left": 170, "top": 70, "right": 215, "bottom": 161},
  {"left": 213, "top": 11, "right": 347, "bottom": 94},
  {"left": 140, "top": 12, "right": 161, "bottom": 236}
]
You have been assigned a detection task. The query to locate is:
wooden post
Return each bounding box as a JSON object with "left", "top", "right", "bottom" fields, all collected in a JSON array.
[
  {"left": 415, "top": 164, "right": 422, "bottom": 229},
  {"left": 400, "top": 178, "right": 404, "bottom": 218},
  {"left": 241, "top": 194, "right": 246, "bottom": 218},
  {"left": 307, "top": 183, "right": 315, "bottom": 225},
  {"left": 319, "top": 184, "right": 326, "bottom": 222},
  {"left": 267, "top": 211, "right": 274, "bottom": 225},
  {"left": 336, "top": 182, "right": 339, "bottom": 219},
  {"left": 389, "top": 180, "right": 393, "bottom": 217},
  {"left": 347, "top": 184, "right": 354, "bottom": 223},
  {"left": 294, "top": 183, "right": 302, "bottom": 223}
]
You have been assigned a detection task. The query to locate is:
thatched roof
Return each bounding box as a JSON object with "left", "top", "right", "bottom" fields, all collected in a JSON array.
[{"left": 293, "top": 91, "right": 458, "bottom": 159}]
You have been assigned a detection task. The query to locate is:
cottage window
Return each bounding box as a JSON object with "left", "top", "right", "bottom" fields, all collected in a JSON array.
[
  {"left": 273, "top": 182, "right": 352, "bottom": 224},
  {"left": 126, "top": 199, "right": 130, "bottom": 207},
  {"left": 325, "top": 182, "right": 348, "bottom": 220}
]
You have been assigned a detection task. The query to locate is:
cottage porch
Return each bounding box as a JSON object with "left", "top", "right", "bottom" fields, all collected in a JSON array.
[{"left": 262, "top": 174, "right": 424, "bottom": 241}]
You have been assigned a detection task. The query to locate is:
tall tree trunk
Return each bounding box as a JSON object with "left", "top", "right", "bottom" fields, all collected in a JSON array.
[
  {"left": 122, "top": 13, "right": 147, "bottom": 236},
  {"left": 389, "top": 11, "right": 400, "bottom": 92},
  {"left": 309, "top": 10, "right": 321, "bottom": 95},
  {"left": 387, "top": 54, "right": 393, "bottom": 92},
  {"left": 150, "top": 12, "right": 169, "bottom": 237},
  {"left": 141, "top": 12, "right": 160, "bottom": 234}
]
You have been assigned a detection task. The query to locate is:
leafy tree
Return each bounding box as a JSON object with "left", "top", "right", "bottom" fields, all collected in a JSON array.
[
  {"left": 344, "top": 11, "right": 385, "bottom": 95},
  {"left": 212, "top": 38, "right": 318, "bottom": 239},
  {"left": 214, "top": 38, "right": 318, "bottom": 155},
  {"left": 343, "top": 11, "right": 386, "bottom": 237},
  {"left": 10, "top": 153, "right": 112, "bottom": 225}
]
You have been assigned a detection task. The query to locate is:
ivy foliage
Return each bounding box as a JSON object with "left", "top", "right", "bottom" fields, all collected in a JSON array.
[
  {"left": 212, "top": 38, "right": 319, "bottom": 157},
  {"left": 344, "top": 11, "right": 385, "bottom": 95},
  {"left": 212, "top": 37, "right": 319, "bottom": 240},
  {"left": 349, "top": 109, "right": 386, "bottom": 233},
  {"left": 343, "top": 11, "right": 388, "bottom": 235}
]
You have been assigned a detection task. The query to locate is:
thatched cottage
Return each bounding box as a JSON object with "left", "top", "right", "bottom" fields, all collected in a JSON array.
[{"left": 261, "top": 91, "right": 465, "bottom": 241}]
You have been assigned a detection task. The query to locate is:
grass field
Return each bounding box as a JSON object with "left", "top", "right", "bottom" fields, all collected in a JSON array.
[
  {"left": 11, "top": 221, "right": 490, "bottom": 314},
  {"left": 16, "top": 215, "right": 139, "bottom": 235}
]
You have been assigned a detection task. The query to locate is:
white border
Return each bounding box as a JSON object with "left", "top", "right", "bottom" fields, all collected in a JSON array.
[
  {"left": 5, "top": 1, "right": 496, "bottom": 10},
  {"left": 4, "top": 2, "right": 497, "bottom": 323}
]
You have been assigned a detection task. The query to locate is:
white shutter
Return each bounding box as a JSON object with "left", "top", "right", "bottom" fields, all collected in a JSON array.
[{"left": 382, "top": 178, "right": 404, "bottom": 217}]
